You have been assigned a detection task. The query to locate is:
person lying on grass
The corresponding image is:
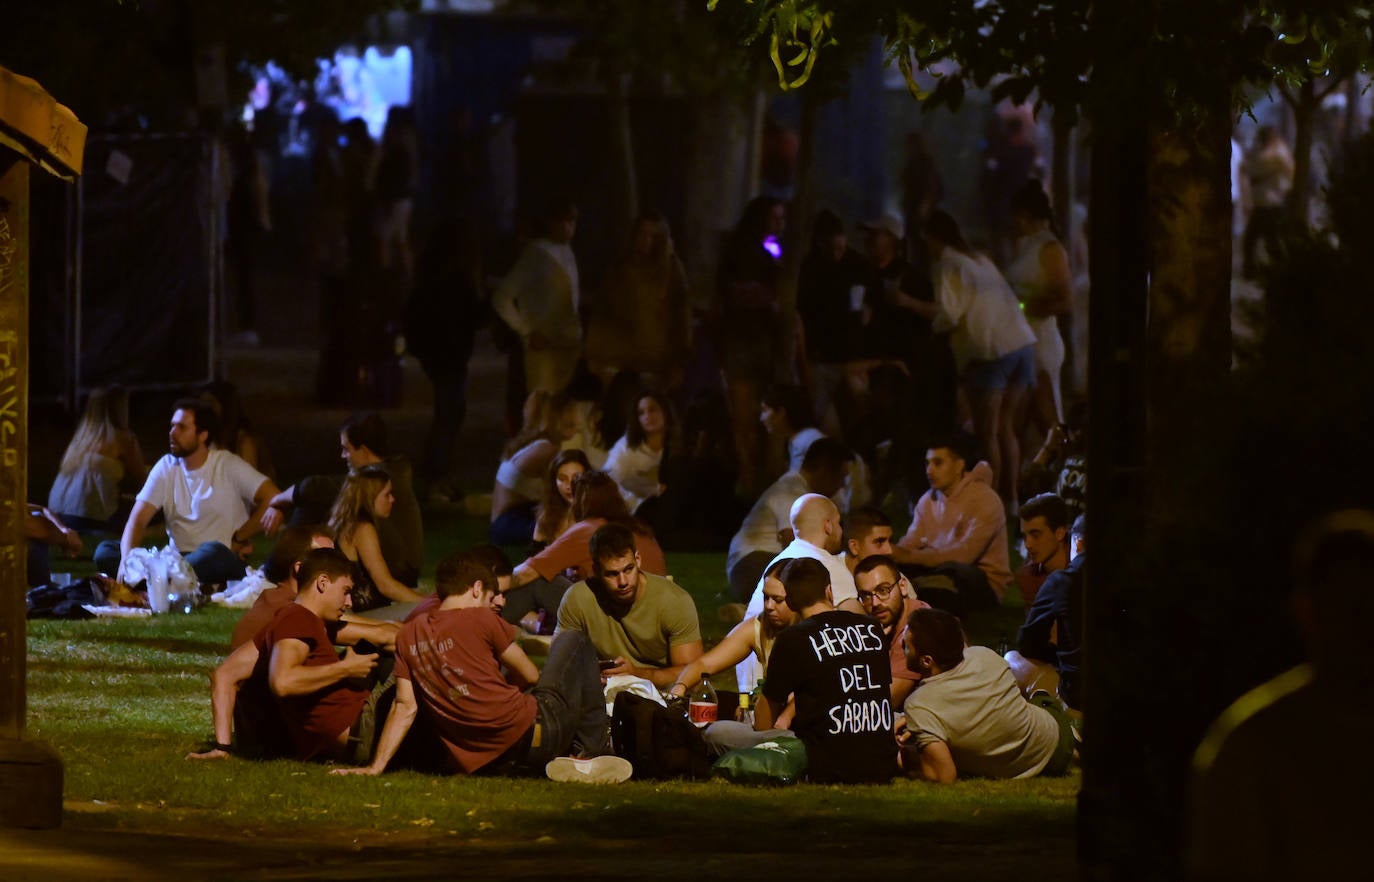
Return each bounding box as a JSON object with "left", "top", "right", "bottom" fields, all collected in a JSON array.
[
  {"left": 332, "top": 549, "right": 630, "bottom": 783},
  {"left": 188, "top": 547, "right": 394, "bottom": 762},
  {"left": 898, "top": 607, "right": 1074, "bottom": 782}
]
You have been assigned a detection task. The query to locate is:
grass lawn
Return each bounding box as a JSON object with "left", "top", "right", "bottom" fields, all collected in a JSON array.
[{"left": 18, "top": 511, "right": 1078, "bottom": 880}]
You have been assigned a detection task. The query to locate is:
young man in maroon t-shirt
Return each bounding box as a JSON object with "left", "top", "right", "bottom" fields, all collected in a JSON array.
[
  {"left": 188, "top": 547, "right": 379, "bottom": 761},
  {"left": 333, "top": 549, "right": 629, "bottom": 783}
]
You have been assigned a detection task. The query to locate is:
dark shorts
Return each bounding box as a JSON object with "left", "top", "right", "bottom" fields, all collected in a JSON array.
[{"left": 965, "top": 345, "right": 1036, "bottom": 391}]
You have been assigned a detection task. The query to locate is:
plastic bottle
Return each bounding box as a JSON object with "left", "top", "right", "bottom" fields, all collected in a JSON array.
[
  {"left": 688, "top": 674, "right": 718, "bottom": 728},
  {"left": 736, "top": 692, "right": 754, "bottom": 728}
]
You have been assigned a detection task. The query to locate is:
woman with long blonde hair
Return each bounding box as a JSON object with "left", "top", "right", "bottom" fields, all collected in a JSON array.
[
  {"left": 48, "top": 386, "right": 147, "bottom": 529},
  {"left": 329, "top": 464, "right": 425, "bottom": 611}
]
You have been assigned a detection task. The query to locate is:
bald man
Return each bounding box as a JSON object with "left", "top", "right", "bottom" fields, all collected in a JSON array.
[{"left": 736, "top": 493, "right": 863, "bottom": 691}]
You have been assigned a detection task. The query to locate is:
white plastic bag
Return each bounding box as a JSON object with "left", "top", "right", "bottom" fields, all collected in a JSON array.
[
  {"left": 212, "top": 566, "right": 272, "bottom": 609},
  {"left": 123, "top": 542, "right": 201, "bottom": 614},
  {"left": 603, "top": 675, "right": 666, "bottom": 717}
]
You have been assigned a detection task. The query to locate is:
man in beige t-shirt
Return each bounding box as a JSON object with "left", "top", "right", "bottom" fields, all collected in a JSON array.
[{"left": 555, "top": 523, "right": 703, "bottom": 688}]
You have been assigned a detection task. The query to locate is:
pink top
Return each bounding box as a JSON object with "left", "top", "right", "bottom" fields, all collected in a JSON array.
[
  {"left": 527, "top": 518, "right": 669, "bottom": 582},
  {"left": 897, "top": 462, "right": 1011, "bottom": 598}
]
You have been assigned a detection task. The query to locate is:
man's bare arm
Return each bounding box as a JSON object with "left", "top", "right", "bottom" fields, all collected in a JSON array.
[
  {"left": 602, "top": 640, "right": 704, "bottom": 688},
  {"left": 186, "top": 641, "right": 259, "bottom": 760},
  {"left": 336, "top": 619, "right": 401, "bottom": 652},
  {"left": 268, "top": 640, "right": 377, "bottom": 698},
  {"left": 239, "top": 479, "right": 284, "bottom": 546},
  {"left": 117, "top": 500, "right": 159, "bottom": 578},
  {"left": 499, "top": 641, "right": 541, "bottom": 688},
  {"left": 667, "top": 620, "right": 757, "bottom": 697},
  {"left": 908, "top": 739, "right": 958, "bottom": 783},
  {"left": 332, "top": 678, "right": 418, "bottom": 776}
]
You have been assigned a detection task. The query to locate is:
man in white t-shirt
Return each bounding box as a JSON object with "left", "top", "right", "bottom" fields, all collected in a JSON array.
[
  {"left": 736, "top": 493, "right": 863, "bottom": 691},
  {"left": 899, "top": 607, "right": 1072, "bottom": 782},
  {"left": 95, "top": 398, "right": 280, "bottom": 586},
  {"left": 725, "top": 437, "right": 853, "bottom": 601},
  {"left": 491, "top": 200, "right": 582, "bottom": 395}
]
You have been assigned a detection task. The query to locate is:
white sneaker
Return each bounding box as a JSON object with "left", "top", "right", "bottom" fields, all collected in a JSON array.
[{"left": 545, "top": 755, "right": 632, "bottom": 784}]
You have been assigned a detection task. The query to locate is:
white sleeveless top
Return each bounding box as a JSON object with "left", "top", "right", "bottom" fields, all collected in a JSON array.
[{"left": 1005, "top": 229, "right": 1064, "bottom": 346}]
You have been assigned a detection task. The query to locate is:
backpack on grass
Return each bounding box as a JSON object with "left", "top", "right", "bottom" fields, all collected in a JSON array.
[{"left": 610, "top": 692, "right": 713, "bottom": 780}]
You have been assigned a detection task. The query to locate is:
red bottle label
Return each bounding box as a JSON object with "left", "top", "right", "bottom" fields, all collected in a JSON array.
[{"left": 688, "top": 701, "right": 718, "bottom": 726}]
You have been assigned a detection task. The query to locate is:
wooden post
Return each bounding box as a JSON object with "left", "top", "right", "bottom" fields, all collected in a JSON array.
[
  {"left": 0, "top": 153, "right": 62, "bottom": 829},
  {"left": 0, "top": 64, "right": 84, "bottom": 830}
]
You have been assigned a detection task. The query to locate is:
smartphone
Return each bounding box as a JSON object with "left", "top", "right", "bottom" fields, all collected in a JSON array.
[{"left": 598, "top": 659, "right": 618, "bottom": 671}]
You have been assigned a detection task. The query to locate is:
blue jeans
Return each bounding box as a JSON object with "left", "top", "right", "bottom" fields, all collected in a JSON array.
[
  {"left": 94, "top": 539, "right": 247, "bottom": 586},
  {"left": 523, "top": 631, "right": 613, "bottom": 766}
]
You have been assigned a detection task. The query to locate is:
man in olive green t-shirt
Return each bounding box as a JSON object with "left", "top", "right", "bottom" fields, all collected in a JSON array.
[{"left": 555, "top": 523, "right": 703, "bottom": 688}]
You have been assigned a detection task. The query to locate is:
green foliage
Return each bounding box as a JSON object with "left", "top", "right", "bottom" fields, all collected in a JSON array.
[
  {"left": 519, "top": 0, "right": 770, "bottom": 95},
  {"left": 708, "top": 0, "right": 1374, "bottom": 128}
]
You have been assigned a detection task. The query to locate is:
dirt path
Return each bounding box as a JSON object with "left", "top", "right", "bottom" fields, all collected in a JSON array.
[{"left": 3, "top": 802, "right": 1075, "bottom": 881}]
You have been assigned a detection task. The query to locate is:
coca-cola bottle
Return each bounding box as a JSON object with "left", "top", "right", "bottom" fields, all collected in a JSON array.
[{"left": 688, "top": 674, "right": 718, "bottom": 728}]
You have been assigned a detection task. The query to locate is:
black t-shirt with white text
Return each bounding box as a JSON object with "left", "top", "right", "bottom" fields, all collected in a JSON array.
[{"left": 764, "top": 610, "right": 897, "bottom": 784}]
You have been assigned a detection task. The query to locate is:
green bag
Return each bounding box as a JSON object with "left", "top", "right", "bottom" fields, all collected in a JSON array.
[{"left": 711, "top": 736, "right": 808, "bottom": 786}]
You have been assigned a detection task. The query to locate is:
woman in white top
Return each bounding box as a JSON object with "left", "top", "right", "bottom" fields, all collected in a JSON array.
[
  {"left": 491, "top": 391, "right": 577, "bottom": 546},
  {"left": 605, "top": 392, "right": 673, "bottom": 514},
  {"left": 1005, "top": 181, "right": 1073, "bottom": 437},
  {"left": 48, "top": 386, "right": 147, "bottom": 530},
  {"left": 926, "top": 210, "right": 1038, "bottom": 504}
]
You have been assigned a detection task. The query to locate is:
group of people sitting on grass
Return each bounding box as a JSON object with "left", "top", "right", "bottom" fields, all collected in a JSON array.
[
  {"left": 41, "top": 385, "right": 1081, "bottom": 784},
  {"left": 175, "top": 425, "right": 1083, "bottom": 785}
]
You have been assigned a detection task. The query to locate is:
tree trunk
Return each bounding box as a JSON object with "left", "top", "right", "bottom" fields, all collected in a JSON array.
[
  {"left": 774, "top": 88, "right": 822, "bottom": 383},
  {"left": 1289, "top": 79, "right": 1316, "bottom": 225},
  {"left": 603, "top": 64, "right": 639, "bottom": 238},
  {"left": 680, "top": 92, "right": 757, "bottom": 311},
  {"left": 1079, "top": 79, "right": 1235, "bottom": 880},
  {"left": 1079, "top": 108, "right": 1154, "bottom": 882},
  {"left": 1050, "top": 112, "right": 1077, "bottom": 396}
]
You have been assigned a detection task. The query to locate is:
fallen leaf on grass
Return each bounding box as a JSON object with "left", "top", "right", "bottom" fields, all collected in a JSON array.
[
  {"left": 478, "top": 822, "right": 496, "bottom": 831},
  {"left": 363, "top": 803, "right": 381, "bottom": 809},
  {"left": 411, "top": 818, "right": 434, "bottom": 827}
]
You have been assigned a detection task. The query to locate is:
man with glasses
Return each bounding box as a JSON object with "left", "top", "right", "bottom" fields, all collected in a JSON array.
[{"left": 854, "top": 554, "right": 930, "bottom": 707}]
